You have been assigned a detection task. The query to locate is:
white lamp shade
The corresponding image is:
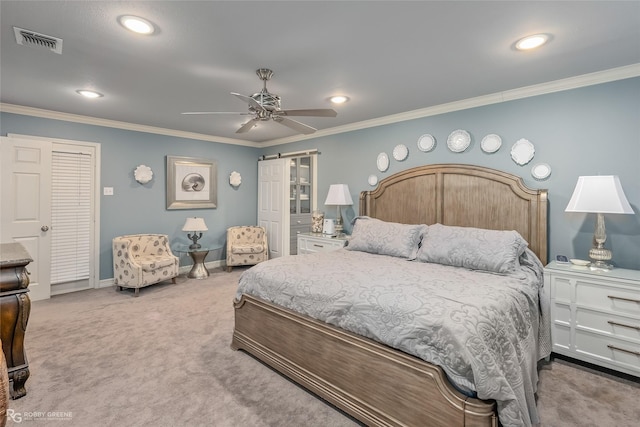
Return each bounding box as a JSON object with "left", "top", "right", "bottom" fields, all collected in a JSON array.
[
  {"left": 565, "top": 176, "right": 634, "bottom": 214},
  {"left": 182, "top": 217, "right": 208, "bottom": 231},
  {"left": 324, "top": 184, "right": 353, "bottom": 206}
]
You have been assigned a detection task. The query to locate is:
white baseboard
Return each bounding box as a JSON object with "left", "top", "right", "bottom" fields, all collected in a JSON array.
[{"left": 100, "top": 260, "right": 226, "bottom": 288}]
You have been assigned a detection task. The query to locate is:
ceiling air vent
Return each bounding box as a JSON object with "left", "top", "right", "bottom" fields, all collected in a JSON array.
[{"left": 13, "top": 26, "right": 63, "bottom": 54}]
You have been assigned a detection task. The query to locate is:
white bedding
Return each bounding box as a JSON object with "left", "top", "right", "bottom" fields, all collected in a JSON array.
[{"left": 236, "top": 248, "right": 550, "bottom": 427}]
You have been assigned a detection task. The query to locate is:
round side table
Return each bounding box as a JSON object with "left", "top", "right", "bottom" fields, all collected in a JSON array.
[{"left": 173, "top": 245, "right": 221, "bottom": 279}]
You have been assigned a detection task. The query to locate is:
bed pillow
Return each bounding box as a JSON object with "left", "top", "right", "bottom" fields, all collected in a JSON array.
[
  {"left": 416, "top": 223, "right": 528, "bottom": 274},
  {"left": 345, "top": 216, "right": 427, "bottom": 260}
]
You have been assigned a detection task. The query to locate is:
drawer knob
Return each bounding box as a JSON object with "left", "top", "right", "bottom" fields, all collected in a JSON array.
[
  {"left": 607, "top": 295, "right": 640, "bottom": 304},
  {"left": 607, "top": 344, "right": 640, "bottom": 356},
  {"left": 607, "top": 320, "right": 640, "bottom": 331}
]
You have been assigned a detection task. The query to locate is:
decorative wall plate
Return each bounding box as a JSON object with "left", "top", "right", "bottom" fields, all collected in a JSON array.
[
  {"left": 510, "top": 138, "right": 535, "bottom": 165},
  {"left": 447, "top": 129, "right": 471, "bottom": 153},
  {"left": 531, "top": 163, "right": 551, "bottom": 180},
  {"left": 417, "top": 134, "right": 436, "bottom": 152},
  {"left": 392, "top": 144, "right": 409, "bottom": 161},
  {"left": 229, "top": 171, "right": 242, "bottom": 187},
  {"left": 376, "top": 152, "right": 389, "bottom": 172},
  {"left": 368, "top": 174, "right": 378, "bottom": 186},
  {"left": 480, "top": 134, "right": 502, "bottom": 153},
  {"left": 134, "top": 164, "right": 153, "bottom": 184}
]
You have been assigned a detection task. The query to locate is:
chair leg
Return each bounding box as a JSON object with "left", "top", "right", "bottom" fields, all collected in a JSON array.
[
  {"left": 226, "top": 266, "right": 232, "bottom": 273},
  {"left": 172, "top": 277, "right": 177, "bottom": 284},
  {"left": 134, "top": 288, "right": 140, "bottom": 297}
]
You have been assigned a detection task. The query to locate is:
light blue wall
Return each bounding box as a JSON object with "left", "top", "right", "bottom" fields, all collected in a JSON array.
[
  {"left": 0, "top": 113, "right": 261, "bottom": 279},
  {"left": 263, "top": 77, "right": 640, "bottom": 270},
  {"left": 2, "top": 77, "right": 639, "bottom": 276}
]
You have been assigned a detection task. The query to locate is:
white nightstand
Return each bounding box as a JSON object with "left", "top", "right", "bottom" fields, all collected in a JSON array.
[
  {"left": 297, "top": 232, "right": 347, "bottom": 255},
  {"left": 544, "top": 261, "right": 640, "bottom": 377}
]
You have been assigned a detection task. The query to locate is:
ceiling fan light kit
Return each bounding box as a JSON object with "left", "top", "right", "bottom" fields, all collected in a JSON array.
[{"left": 183, "top": 68, "right": 337, "bottom": 135}]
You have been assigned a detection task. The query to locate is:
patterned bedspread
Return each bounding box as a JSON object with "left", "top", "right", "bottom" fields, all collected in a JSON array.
[{"left": 236, "top": 249, "right": 550, "bottom": 427}]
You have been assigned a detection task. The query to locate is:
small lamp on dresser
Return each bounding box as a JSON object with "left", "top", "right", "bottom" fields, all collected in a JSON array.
[
  {"left": 565, "top": 175, "right": 634, "bottom": 270},
  {"left": 324, "top": 184, "right": 353, "bottom": 237}
]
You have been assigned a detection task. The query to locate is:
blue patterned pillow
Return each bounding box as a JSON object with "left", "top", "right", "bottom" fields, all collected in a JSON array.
[
  {"left": 416, "top": 223, "right": 528, "bottom": 274},
  {"left": 345, "top": 216, "right": 427, "bottom": 260}
]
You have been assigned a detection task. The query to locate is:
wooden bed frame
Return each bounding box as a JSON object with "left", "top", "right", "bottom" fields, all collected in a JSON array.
[{"left": 232, "top": 164, "right": 548, "bottom": 427}]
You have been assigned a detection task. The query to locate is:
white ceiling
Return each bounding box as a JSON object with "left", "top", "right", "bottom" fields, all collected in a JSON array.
[{"left": 1, "top": 1, "right": 639, "bottom": 145}]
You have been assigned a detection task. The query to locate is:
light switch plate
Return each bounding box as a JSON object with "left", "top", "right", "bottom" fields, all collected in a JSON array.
[{"left": 103, "top": 187, "right": 114, "bottom": 196}]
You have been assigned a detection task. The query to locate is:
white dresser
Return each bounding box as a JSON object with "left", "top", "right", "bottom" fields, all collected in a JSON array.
[
  {"left": 297, "top": 232, "right": 347, "bottom": 255},
  {"left": 544, "top": 261, "right": 640, "bottom": 377}
]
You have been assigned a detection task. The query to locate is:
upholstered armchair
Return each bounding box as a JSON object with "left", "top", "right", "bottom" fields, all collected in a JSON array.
[
  {"left": 226, "top": 226, "right": 268, "bottom": 272},
  {"left": 112, "top": 234, "right": 179, "bottom": 296}
]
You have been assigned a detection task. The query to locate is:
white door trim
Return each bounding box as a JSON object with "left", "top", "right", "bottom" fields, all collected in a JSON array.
[{"left": 7, "top": 133, "right": 101, "bottom": 293}]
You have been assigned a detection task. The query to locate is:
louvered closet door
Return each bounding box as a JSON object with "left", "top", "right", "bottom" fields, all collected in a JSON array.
[{"left": 51, "top": 150, "right": 92, "bottom": 291}]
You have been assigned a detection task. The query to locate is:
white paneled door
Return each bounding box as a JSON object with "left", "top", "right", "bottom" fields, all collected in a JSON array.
[
  {"left": 257, "top": 158, "right": 289, "bottom": 258},
  {"left": 0, "top": 136, "right": 52, "bottom": 301}
]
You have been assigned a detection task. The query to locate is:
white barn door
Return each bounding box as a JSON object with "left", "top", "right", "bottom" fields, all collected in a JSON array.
[{"left": 257, "top": 158, "right": 289, "bottom": 258}]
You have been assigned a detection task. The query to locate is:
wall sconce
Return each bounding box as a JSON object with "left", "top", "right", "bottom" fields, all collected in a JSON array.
[
  {"left": 229, "top": 171, "right": 242, "bottom": 188},
  {"left": 134, "top": 165, "right": 153, "bottom": 184},
  {"left": 565, "top": 175, "right": 634, "bottom": 270},
  {"left": 182, "top": 217, "right": 208, "bottom": 249}
]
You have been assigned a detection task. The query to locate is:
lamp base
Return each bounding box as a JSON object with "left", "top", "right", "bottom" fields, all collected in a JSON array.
[
  {"left": 588, "top": 213, "right": 614, "bottom": 271},
  {"left": 187, "top": 232, "right": 203, "bottom": 250},
  {"left": 589, "top": 260, "right": 613, "bottom": 271},
  {"left": 335, "top": 206, "right": 344, "bottom": 236}
]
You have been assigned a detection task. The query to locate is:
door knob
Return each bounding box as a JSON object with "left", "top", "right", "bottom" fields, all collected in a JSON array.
[{"left": 41, "top": 225, "right": 49, "bottom": 232}]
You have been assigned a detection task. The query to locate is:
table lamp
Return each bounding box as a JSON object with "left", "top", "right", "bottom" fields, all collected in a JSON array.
[
  {"left": 565, "top": 175, "right": 634, "bottom": 270},
  {"left": 182, "top": 217, "right": 208, "bottom": 249},
  {"left": 324, "top": 184, "right": 353, "bottom": 236}
]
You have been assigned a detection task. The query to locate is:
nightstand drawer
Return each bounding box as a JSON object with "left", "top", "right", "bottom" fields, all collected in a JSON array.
[
  {"left": 575, "top": 329, "right": 640, "bottom": 375},
  {"left": 576, "top": 280, "right": 640, "bottom": 316},
  {"left": 576, "top": 307, "right": 640, "bottom": 341},
  {"left": 297, "top": 233, "right": 347, "bottom": 255},
  {"left": 301, "top": 239, "right": 344, "bottom": 253}
]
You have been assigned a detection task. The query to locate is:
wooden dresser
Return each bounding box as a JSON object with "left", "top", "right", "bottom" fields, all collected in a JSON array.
[
  {"left": 0, "top": 242, "right": 32, "bottom": 399},
  {"left": 544, "top": 261, "right": 640, "bottom": 377}
]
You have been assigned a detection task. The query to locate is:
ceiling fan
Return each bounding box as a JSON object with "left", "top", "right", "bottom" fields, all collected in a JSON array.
[{"left": 182, "top": 68, "right": 337, "bottom": 135}]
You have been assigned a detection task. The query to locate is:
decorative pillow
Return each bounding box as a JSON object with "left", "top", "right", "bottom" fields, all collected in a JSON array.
[
  {"left": 345, "top": 216, "right": 427, "bottom": 260},
  {"left": 416, "top": 223, "right": 528, "bottom": 274}
]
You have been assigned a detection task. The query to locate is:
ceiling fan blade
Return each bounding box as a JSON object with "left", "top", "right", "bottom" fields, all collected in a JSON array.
[
  {"left": 231, "top": 92, "right": 265, "bottom": 112},
  {"left": 236, "top": 118, "right": 259, "bottom": 134},
  {"left": 277, "top": 108, "right": 337, "bottom": 117},
  {"left": 181, "top": 112, "right": 251, "bottom": 115},
  {"left": 273, "top": 116, "right": 317, "bottom": 134}
]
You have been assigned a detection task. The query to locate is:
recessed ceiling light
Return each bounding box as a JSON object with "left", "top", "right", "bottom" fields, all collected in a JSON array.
[
  {"left": 118, "top": 15, "right": 155, "bottom": 35},
  {"left": 329, "top": 95, "right": 349, "bottom": 104},
  {"left": 76, "top": 89, "right": 103, "bottom": 99},
  {"left": 515, "top": 34, "right": 549, "bottom": 51}
]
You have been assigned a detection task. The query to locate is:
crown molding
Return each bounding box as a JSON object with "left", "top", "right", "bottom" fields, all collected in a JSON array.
[
  {"left": 0, "top": 103, "right": 259, "bottom": 147},
  {"left": 261, "top": 63, "right": 640, "bottom": 147},
  {"left": 2, "top": 64, "right": 638, "bottom": 148}
]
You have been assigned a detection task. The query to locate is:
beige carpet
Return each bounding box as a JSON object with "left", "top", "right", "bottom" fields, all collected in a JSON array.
[{"left": 5, "top": 267, "right": 640, "bottom": 426}]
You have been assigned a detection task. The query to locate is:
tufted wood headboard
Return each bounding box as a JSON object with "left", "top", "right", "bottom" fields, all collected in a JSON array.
[{"left": 360, "top": 163, "right": 548, "bottom": 264}]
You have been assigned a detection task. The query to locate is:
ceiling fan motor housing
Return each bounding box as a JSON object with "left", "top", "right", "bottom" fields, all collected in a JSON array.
[{"left": 250, "top": 91, "right": 281, "bottom": 115}]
